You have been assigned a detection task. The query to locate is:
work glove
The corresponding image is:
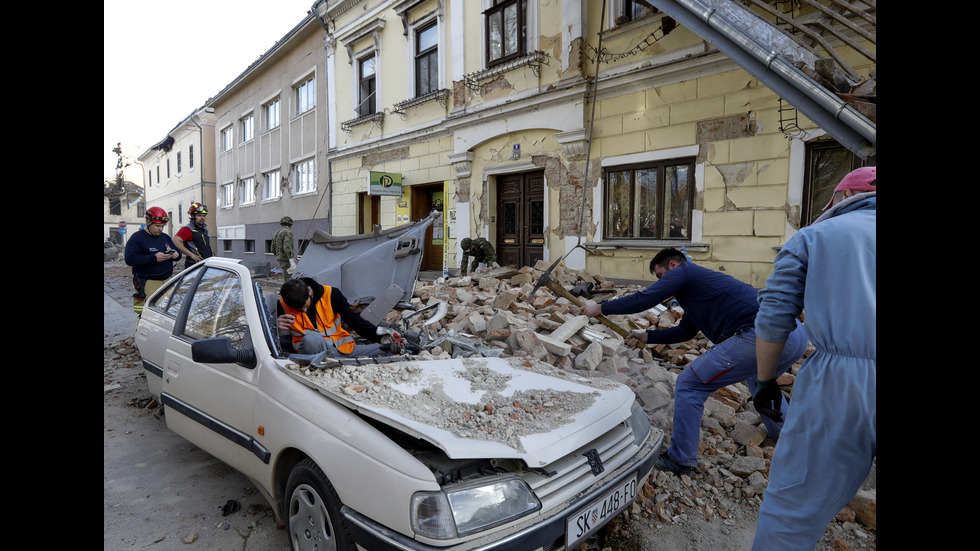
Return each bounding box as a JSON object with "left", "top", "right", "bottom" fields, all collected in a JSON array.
[{"left": 753, "top": 378, "right": 784, "bottom": 423}]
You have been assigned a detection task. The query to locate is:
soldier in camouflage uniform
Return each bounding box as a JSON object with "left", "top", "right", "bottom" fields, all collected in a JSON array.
[
  {"left": 272, "top": 216, "right": 295, "bottom": 281},
  {"left": 459, "top": 237, "right": 496, "bottom": 276}
]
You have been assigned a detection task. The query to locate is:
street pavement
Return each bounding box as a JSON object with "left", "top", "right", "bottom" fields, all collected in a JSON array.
[{"left": 103, "top": 262, "right": 290, "bottom": 551}]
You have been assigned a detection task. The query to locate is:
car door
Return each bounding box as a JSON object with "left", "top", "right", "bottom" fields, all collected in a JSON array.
[
  {"left": 160, "top": 265, "right": 268, "bottom": 482},
  {"left": 138, "top": 268, "right": 200, "bottom": 398}
]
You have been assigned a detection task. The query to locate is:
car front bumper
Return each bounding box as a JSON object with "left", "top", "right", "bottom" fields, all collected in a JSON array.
[{"left": 342, "top": 429, "right": 664, "bottom": 551}]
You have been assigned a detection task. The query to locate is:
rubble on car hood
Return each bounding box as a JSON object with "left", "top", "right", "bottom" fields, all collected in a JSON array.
[{"left": 284, "top": 356, "right": 635, "bottom": 468}]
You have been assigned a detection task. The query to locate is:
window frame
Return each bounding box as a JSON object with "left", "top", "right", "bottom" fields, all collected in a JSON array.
[
  {"left": 358, "top": 53, "right": 377, "bottom": 117},
  {"left": 293, "top": 158, "right": 317, "bottom": 195},
  {"left": 241, "top": 114, "right": 254, "bottom": 143},
  {"left": 189, "top": 144, "right": 195, "bottom": 170},
  {"left": 263, "top": 169, "right": 282, "bottom": 201},
  {"left": 264, "top": 97, "right": 281, "bottom": 131},
  {"left": 613, "top": 0, "right": 658, "bottom": 25},
  {"left": 239, "top": 176, "right": 256, "bottom": 205},
  {"left": 176, "top": 151, "right": 182, "bottom": 175},
  {"left": 801, "top": 140, "right": 876, "bottom": 227},
  {"left": 414, "top": 20, "right": 439, "bottom": 97},
  {"left": 485, "top": 0, "right": 526, "bottom": 67},
  {"left": 295, "top": 76, "right": 316, "bottom": 116},
  {"left": 220, "top": 126, "right": 234, "bottom": 152},
  {"left": 602, "top": 157, "right": 696, "bottom": 241},
  {"left": 221, "top": 182, "right": 235, "bottom": 207}
]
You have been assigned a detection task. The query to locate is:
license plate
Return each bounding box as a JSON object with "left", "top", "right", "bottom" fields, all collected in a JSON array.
[{"left": 566, "top": 475, "right": 638, "bottom": 549}]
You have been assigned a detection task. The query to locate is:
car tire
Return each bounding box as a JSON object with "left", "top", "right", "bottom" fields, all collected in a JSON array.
[{"left": 285, "top": 458, "right": 356, "bottom": 551}]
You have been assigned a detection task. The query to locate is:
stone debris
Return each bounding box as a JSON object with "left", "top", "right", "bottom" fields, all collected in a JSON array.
[{"left": 393, "top": 263, "right": 877, "bottom": 548}]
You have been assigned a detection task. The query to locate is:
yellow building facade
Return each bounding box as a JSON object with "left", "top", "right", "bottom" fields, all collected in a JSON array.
[{"left": 316, "top": 0, "right": 875, "bottom": 283}]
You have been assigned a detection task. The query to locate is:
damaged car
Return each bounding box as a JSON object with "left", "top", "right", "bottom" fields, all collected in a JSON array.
[{"left": 135, "top": 212, "right": 663, "bottom": 551}]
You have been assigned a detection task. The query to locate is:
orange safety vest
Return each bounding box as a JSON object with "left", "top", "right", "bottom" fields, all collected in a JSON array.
[{"left": 280, "top": 285, "right": 356, "bottom": 354}]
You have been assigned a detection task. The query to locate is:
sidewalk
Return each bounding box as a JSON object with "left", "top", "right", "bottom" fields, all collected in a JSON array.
[{"left": 104, "top": 289, "right": 136, "bottom": 343}]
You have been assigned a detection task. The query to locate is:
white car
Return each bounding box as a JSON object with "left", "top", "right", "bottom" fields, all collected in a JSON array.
[{"left": 136, "top": 220, "right": 663, "bottom": 551}]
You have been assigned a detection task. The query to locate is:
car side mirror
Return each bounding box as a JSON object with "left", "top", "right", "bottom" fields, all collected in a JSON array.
[{"left": 191, "top": 337, "right": 257, "bottom": 369}]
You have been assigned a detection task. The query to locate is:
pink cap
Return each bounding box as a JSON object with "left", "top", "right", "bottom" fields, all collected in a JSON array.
[{"left": 823, "top": 166, "right": 876, "bottom": 210}]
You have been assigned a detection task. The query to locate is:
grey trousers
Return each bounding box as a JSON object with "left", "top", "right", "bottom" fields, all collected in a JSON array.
[{"left": 296, "top": 331, "right": 384, "bottom": 357}]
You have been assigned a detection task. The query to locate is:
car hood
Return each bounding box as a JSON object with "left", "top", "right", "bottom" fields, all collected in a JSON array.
[
  {"left": 283, "top": 356, "right": 636, "bottom": 468},
  {"left": 293, "top": 212, "right": 438, "bottom": 306}
]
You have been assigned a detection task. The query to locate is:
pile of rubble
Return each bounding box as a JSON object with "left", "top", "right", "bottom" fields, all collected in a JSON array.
[{"left": 394, "top": 260, "right": 876, "bottom": 549}]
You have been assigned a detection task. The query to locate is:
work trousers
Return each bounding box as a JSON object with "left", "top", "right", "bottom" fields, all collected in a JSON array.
[
  {"left": 296, "top": 331, "right": 384, "bottom": 357},
  {"left": 666, "top": 321, "right": 808, "bottom": 468},
  {"left": 752, "top": 355, "right": 876, "bottom": 550},
  {"left": 133, "top": 278, "right": 165, "bottom": 318}
]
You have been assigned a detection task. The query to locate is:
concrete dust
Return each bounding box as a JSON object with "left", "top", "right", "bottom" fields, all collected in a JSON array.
[{"left": 296, "top": 356, "right": 603, "bottom": 452}]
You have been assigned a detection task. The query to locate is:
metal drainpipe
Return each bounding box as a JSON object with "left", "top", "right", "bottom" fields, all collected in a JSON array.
[
  {"left": 659, "top": 0, "right": 875, "bottom": 153},
  {"left": 187, "top": 113, "right": 206, "bottom": 206},
  {"left": 312, "top": 0, "right": 332, "bottom": 233}
]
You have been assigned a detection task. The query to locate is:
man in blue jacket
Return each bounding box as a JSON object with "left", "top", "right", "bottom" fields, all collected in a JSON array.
[
  {"left": 583, "top": 248, "right": 808, "bottom": 475},
  {"left": 752, "top": 167, "right": 876, "bottom": 550},
  {"left": 125, "top": 206, "right": 181, "bottom": 317}
]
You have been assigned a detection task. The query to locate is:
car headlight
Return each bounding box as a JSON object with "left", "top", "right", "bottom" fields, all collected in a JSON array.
[
  {"left": 411, "top": 475, "right": 541, "bottom": 539},
  {"left": 625, "top": 400, "right": 651, "bottom": 446}
]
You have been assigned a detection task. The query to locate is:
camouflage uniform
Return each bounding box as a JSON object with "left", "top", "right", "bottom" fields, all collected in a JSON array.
[
  {"left": 460, "top": 237, "right": 496, "bottom": 276},
  {"left": 272, "top": 222, "right": 294, "bottom": 280}
]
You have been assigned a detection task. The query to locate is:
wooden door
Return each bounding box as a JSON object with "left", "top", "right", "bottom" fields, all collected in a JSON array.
[
  {"left": 358, "top": 192, "right": 380, "bottom": 234},
  {"left": 412, "top": 185, "right": 444, "bottom": 270},
  {"left": 496, "top": 172, "right": 544, "bottom": 268}
]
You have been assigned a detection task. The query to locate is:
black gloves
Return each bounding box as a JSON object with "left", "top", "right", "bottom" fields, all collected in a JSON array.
[{"left": 753, "top": 378, "right": 785, "bottom": 423}]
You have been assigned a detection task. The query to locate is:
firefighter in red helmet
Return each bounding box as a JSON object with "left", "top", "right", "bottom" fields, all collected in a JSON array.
[{"left": 174, "top": 202, "right": 214, "bottom": 267}]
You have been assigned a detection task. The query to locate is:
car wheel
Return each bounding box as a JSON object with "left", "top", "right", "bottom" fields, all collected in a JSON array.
[{"left": 285, "top": 458, "right": 356, "bottom": 551}]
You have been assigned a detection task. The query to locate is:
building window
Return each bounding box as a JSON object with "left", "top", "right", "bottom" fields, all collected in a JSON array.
[
  {"left": 294, "top": 159, "right": 316, "bottom": 195},
  {"left": 296, "top": 76, "right": 315, "bottom": 115},
  {"left": 415, "top": 22, "right": 438, "bottom": 97},
  {"left": 615, "top": 0, "right": 657, "bottom": 25},
  {"left": 245, "top": 240, "right": 256, "bottom": 253},
  {"left": 222, "top": 240, "right": 233, "bottom": 253},
  {"left": 189, "top": 144, "right": 195, "bottom": 169},
  {"left": 486, "top": 0, "right": 526, "bottom": 67},
  {"left": 240, "top": 177, "right": 255, "bottom": 205},
  {"left": 221, "top": 182, "right": 235, "bottom": 207},
  {"left": 263, "top": 169, "right": 282, "bottom": 200},
  {"left": 265, "top": 98, "right": 280, "bottom": 130},
  {"left": 156, "top": 165, "right": 160, "bottom": 183},
  {"left": 148, "top": 170, "right": 152, "bottom": 186},
  {"left": 221, "top": 127, "right": 233, "bottom": 152},
  {"left": 603, "top": 158, "right": 695, "bottom": 240},
  {"left": 166, "top": 159, "right": 171, "bottom": 179},
  {"left": 241, "top": 114, "right": 254, "bottom": 142},
  {"left": 176, "top": 151, "right": 182, "bottom": 175},
  {"left": 358, "top": 55, "right": 377, "bottom": 117},
  {"left": 801, "top": 141, "right": 876, "bottom": 227},
  {"left": 109, "top": 198, "right": 121, "bottom": 215}
]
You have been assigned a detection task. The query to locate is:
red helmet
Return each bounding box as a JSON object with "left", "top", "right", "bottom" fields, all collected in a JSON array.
[
  {"left": 145, "top": 206, "right": 170, "bottom": 225},
  {"left": 188, "top": 202, "right": 208, "bottom": 215}
]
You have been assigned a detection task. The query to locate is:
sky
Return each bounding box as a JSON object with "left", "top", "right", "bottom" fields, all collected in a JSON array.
[{"left": 104, "top": 0, "right": 317, "bottom": 180}]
